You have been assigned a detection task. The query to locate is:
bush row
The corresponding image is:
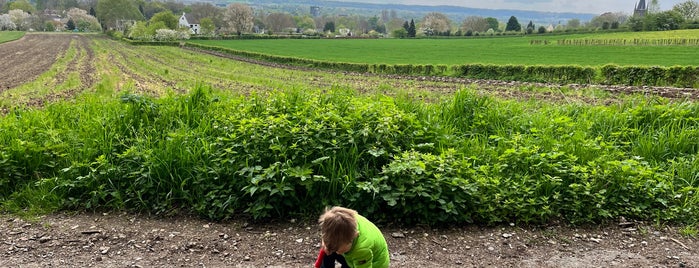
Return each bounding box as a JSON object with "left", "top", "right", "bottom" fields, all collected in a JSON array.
[
  {"left": 557, "top": 38, "right": 699, "bottom": 46},
  {"left": 1, "top": 88, "right": 698, "bottom": 225},
  {"left": 184, "top": 43, "right": 698, "bottom": 88},
  {"left": 602, "top": 65, "right": 699, "bottom": 88}
]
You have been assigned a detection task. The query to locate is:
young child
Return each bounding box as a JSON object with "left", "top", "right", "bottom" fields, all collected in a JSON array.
[{"left": 314, "top": 206, "right": 390, "bottom": 268}]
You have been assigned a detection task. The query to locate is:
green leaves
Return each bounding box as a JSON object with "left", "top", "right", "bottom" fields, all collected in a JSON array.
[{"left": 2, "top": 86, "right": 699, "bottom": 226}]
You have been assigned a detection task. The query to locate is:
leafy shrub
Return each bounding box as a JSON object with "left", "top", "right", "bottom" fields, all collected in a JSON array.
[{"left": 355, "top": 150, "right": 478, "bottom": 224}]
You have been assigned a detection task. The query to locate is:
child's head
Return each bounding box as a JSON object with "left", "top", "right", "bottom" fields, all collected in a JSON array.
[{"left": 319, "top": 206, "right": 359, "bottom": 254}]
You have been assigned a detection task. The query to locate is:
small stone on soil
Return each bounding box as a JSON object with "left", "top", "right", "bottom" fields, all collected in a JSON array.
[{"left": 391, "top": 232, "right": 405, "bottom": 238}]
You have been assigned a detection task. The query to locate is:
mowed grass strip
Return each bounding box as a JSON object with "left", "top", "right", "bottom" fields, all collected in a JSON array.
[
  {"left": 0, "top": 31, "right": 25, "bottom": 44},
  {"left": 189, "top": 30, "right": 699, "bottom": 67}
]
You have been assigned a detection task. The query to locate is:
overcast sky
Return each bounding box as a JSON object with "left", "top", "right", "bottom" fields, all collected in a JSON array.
[{"left": 346, "top": 0, "right": 686, "bottom": 14}]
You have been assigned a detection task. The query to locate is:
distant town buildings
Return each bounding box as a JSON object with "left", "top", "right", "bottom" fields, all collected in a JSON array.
[
  {"left": 310, "top": 6, "right": 321, "bottom": 17},
  {"left": 634, "top": 0, "right": 647, "bottom": 17}
]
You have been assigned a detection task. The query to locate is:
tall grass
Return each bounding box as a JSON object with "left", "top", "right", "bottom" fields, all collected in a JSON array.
[{"left": 1, "top": 86, "right": 698, "bottom": 225}]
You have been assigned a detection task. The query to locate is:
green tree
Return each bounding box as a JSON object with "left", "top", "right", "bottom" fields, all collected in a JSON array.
[
  {"left": 127, "top": 21, "right": 151, "bottom": 40},
  {"left": 368, "top": 16, "right": 380, "bottom": 31},
  {"left": 537, "top": 26, "right": 546, "bottom": 33},
  {"left": 199, "top": 17, "right": 215, "bottom": 36},
  {"left": 627, "top": 15, "right": 645, "bottom": 31},
  {"left": 611, "top": 21, "right": 620, "bottom": 29},
  {"left": 526, "top": 20, "right": 534, "bottom": 34},
  {"left": 295, "top": 15, "right": 316, "bottom": 31},
  {"left": 76, "top": 20, "right": 92, "bottom": 32},
  {"left": 648, "top": 10, "right": 685, "bottom": 30},
  {"left": 8, "top": 0, "right": 34, "bottom": 13},
  {"left": 408, "top": 19, "right": 416, "bottom": 37},
  {"left": 323, "top": 21, "right": 335, "bottom": 33},
  {"left": 44, "top": 21, "right": 56, "bottom": 32},
  {"left": 392, "top": 28, "right": 407, "bottom": 38},
  {"left": 485, "top": 17, "right": 499, "bottom": 31},
  {"left": 150, "top": 11, "right": 178, "bottom": 30},
  {"left": 66, "top": 18, "right": 76, "bottom": 30},
  {"left": 505, "top": 16, "right": 521, "bottom": 32},
  {"left": 96, "top": 0, "right": 143, "bottom": 31}
]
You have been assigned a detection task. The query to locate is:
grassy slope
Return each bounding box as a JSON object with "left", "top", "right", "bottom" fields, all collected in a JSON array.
[
  {"left": 0, "top": 32, "right": 25, "bottom": 44},
  {"left": 189, "top": 30, "right": 699, "bottom": 67}
]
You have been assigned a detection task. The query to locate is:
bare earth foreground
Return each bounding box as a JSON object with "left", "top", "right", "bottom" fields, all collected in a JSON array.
[{"left": 1, "top": 213, "right": 697, "bottom": 268}]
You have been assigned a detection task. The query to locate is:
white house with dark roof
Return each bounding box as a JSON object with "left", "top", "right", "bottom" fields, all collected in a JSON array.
[{"left": 179, "top": 12, "right": 200, "bottom": 34}]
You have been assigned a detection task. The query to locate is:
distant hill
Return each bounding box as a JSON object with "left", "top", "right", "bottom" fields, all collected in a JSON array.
[{"left": 185, "top": 0, "right": 597, "bottom": 25}]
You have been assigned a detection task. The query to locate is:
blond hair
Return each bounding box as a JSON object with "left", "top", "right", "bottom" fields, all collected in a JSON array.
[{"left": 319, "top": 206, "right": 358, "bottom": 253}]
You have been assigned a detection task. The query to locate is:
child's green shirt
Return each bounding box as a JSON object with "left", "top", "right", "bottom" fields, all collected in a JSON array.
[{"left": 341, "top": 214, "right": 390, "bottom": 268}]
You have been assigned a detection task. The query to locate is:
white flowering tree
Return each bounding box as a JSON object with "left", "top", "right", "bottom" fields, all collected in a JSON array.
[
  {"left": 0, "top": 14, "right": 17, "bottom": 31},
  {"left": 8, "top": 9, "right": 31, "bottom": 31},
  {"left": 421, "top": 12, "right": 451, "bottom": 36},
  {"left": 154, "top": 28, "right": 190, "bottom": 41},
  {"left": 66, "top": 8, "right": 102, "bottom": 32}
]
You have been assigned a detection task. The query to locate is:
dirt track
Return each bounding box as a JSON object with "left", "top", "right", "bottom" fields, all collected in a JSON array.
[{"left": 1, "top": 213, "right": 697, "bottom": 267}]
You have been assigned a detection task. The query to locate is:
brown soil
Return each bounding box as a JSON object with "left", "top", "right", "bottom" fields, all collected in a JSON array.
[
  {"left": 1, "top": 213, "right": 697, "bottom": 267},
  {"left": 0, "top": 33, "right": 98, "bottom": 110},
  {"left": 0, "top": 33, "right": 72, "bottom": 91}
]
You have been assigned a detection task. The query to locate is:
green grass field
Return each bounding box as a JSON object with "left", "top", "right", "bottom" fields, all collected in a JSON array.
[
  {"left": 189, "top": 30, "right": 699, "bottom": 67},
  {"left": 0, "top": 31, "right": 25, "bottom": 44}
]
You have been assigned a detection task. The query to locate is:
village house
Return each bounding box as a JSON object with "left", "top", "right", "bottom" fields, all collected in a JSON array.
[
  {"left": 546, "top": 24, "right": 555, "bottom": 32},
  {"left": 179, "top": 12, "right": 200, "bottom": 34}
]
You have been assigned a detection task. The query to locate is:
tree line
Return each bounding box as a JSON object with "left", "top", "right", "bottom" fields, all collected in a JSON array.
[{"left": 1, "top": 0, "right": 698, "bottom": 38}]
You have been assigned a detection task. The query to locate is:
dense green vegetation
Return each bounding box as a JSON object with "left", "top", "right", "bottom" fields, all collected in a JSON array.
[
  {"left": 188, "top": 30, "right": 699, "bottom": 67},
  {"left": 0, "top": 31, "right": 24, "bottom": 43},
  {"left": 2, "top": 87, "right": 698, "bottom": 225}
]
